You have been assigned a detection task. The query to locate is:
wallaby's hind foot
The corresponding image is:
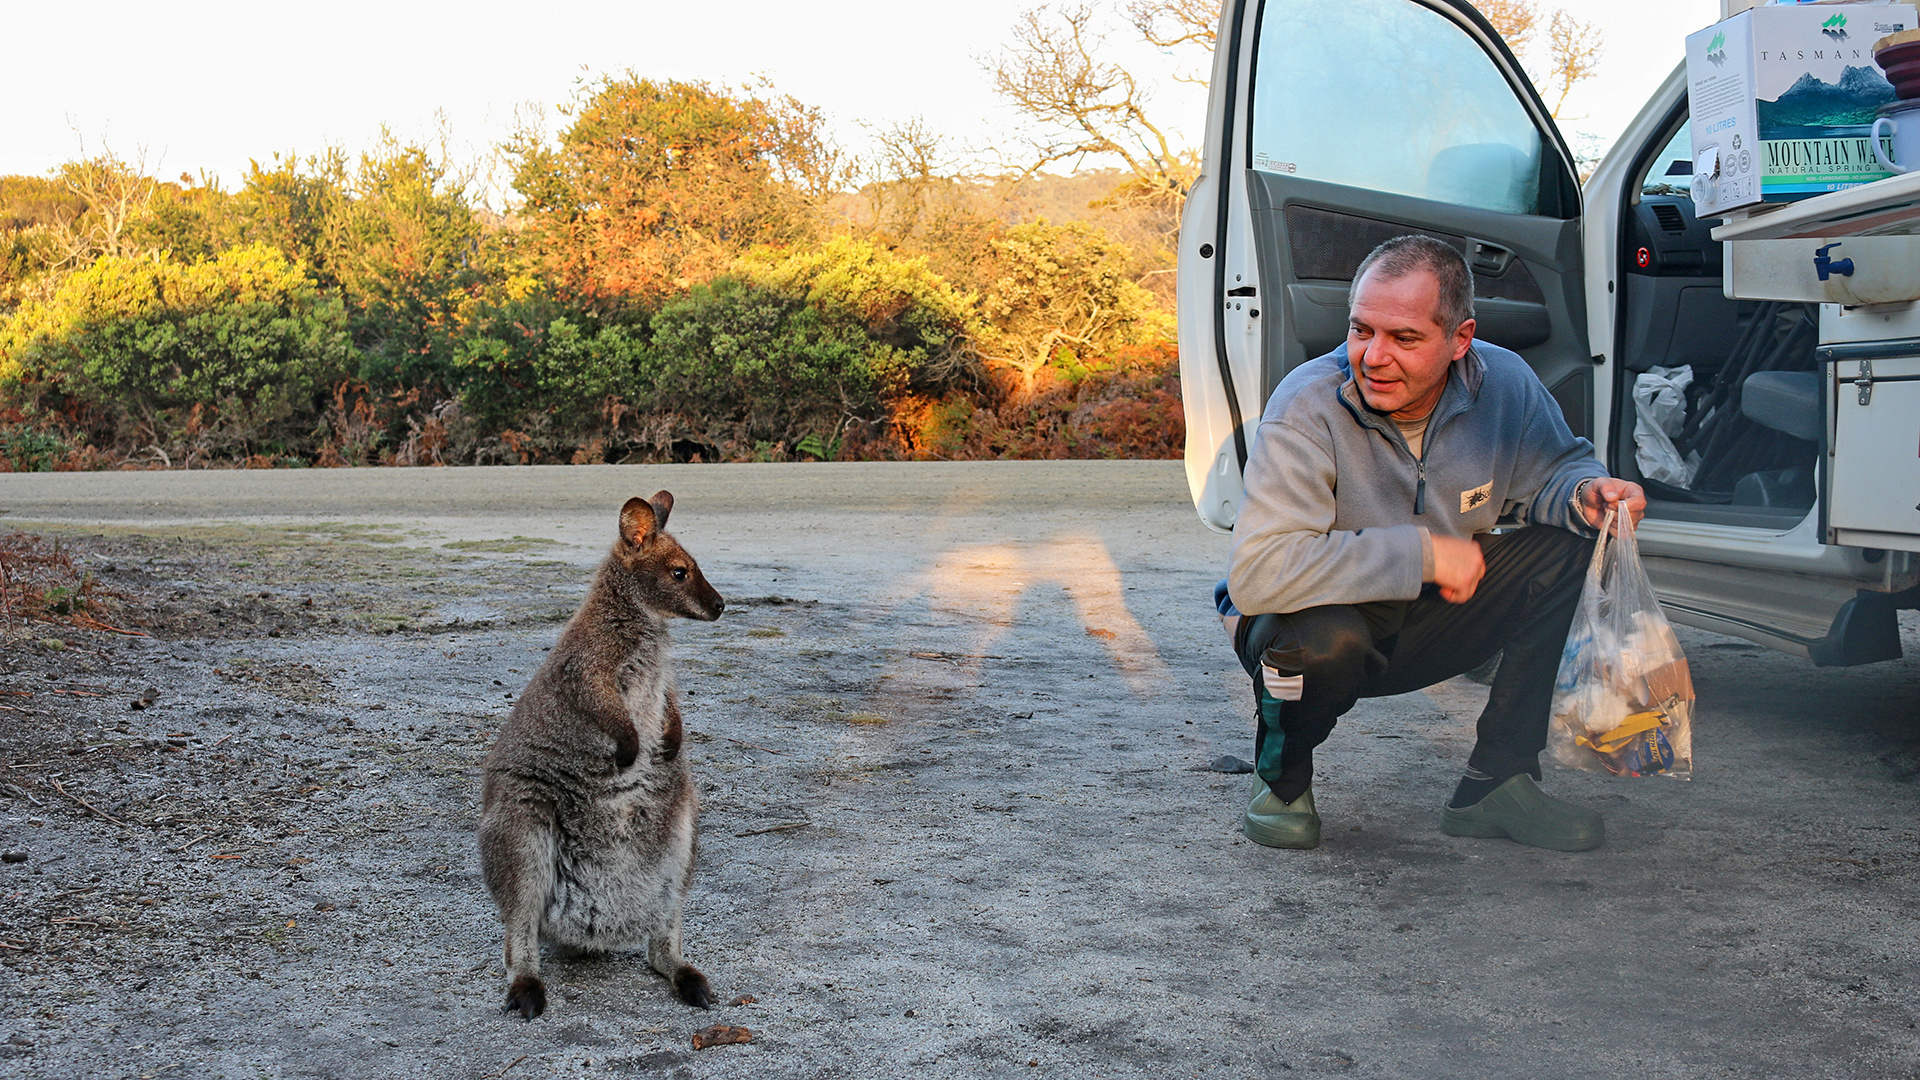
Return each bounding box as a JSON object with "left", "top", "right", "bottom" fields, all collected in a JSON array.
[
  {"left": 672, "top": 964, "right": 716, "bottom": 1010},
  {"left": 649, "top": 916, "right": 710, "bottom": 1009},
  {"left": 504, "top": 974, "right": 547, "bottom": 1020}
]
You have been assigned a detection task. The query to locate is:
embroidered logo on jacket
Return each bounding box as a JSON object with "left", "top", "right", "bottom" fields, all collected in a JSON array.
[{"left": 1460, "top": 481, "right": 1493, "bottom": 514}]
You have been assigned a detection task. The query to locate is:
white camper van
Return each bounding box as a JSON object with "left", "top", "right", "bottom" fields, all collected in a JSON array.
[{"left": 1178, "top": 0, "right": 1920, "bottom": 665}]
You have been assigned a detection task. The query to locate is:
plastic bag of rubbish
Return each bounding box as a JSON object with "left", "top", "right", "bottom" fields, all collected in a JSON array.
[
  {"left": 1633, "top": 365, "right": 1700, "bottom": 487},
  {"left": 1549, "top": 508, "right": 1695, "bottom": 779}
]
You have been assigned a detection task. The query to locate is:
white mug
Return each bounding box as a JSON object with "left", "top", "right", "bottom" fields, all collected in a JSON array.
[{"left": 1871, "top": 113, "right": 1920, "bottom": 175}]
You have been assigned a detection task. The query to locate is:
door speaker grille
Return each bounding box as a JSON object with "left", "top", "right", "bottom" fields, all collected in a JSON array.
[{"left": 1282, "top": 205, "right": 1545, "bottom": 305}]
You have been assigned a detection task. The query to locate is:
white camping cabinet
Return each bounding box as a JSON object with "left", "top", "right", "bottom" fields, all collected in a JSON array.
[{"left": 1178, "top": 0, "right": 1920, "bottom": 664}]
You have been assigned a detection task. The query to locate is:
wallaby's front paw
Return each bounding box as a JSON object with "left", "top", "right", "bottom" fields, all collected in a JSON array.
[
  {"left": 672, "top": 965, "right": 716, "bottom": 1010},
  {"left": 613, "top": 725, "right": 640, "bottom": 770},
  {"left": 504, "top": 975, "right": 547, "bottom": 1020}
]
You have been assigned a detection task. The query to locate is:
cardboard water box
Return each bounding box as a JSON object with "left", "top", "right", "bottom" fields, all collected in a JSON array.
[{"left": 1686, "top": 2, "right": 1916, "bottom": 216}]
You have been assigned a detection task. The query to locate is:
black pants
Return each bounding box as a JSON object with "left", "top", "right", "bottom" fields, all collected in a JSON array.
[{"left": 1233, "top": 526, "right": 1591, "bottom": 804}]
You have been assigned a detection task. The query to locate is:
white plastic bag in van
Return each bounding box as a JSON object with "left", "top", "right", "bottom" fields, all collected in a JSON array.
[{"left": 1632, "top": 364, "right": 1699, "bottom": 487}]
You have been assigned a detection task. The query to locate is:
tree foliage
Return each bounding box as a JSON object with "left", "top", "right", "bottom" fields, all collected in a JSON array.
[
  {"left": 328, "top": 139, "right": 482, "bottom": 387},
  {"left": 509, "top": 76, "right": 845, "bottom": 313},
  {"left": 0, "top": 66, "right": 1186, "bottom": 468},
  {"left": 970, "top": 220, "right": 1169, "bottom": 395},
  {"left": 226, "top": 151, "right": 349, "bottom": 276}
]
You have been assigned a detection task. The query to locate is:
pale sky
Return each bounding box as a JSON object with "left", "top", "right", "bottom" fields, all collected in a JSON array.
[{"left": 2, "top": 0, "right": 1716, "bottom": 196}]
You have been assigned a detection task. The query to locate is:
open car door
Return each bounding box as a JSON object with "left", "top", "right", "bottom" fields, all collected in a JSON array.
[{"left": 1180, "top": 0, "right": 1590, "bottom": 531}]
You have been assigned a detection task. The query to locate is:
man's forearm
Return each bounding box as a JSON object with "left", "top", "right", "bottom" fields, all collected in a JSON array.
[{"left": 1228, "top": 523, "right": 1428, "bottom": 614}]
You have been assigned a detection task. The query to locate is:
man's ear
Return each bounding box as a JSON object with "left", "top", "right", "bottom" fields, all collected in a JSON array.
[
  {"left": 619, "top": 497, "right": 658, "bottom": 547},
  {"left": 1452, "top": 317, "right": 1477, "bottom": 361}
]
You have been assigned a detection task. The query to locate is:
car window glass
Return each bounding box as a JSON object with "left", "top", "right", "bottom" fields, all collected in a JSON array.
[
  {"left": 1249, "top": 0, "right": 1546, "bottom": 215},
  {"left": 1641, "top": 119, "right": 1693, "bottom": 199}
]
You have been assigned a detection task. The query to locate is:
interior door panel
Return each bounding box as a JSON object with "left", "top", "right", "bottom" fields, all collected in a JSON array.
[
  {"left": 1244, "top": 171, "right": 1590, "bottom": 437},
  {"left": 1285, "top": 284, "right": 1552, "bottom": 356}
]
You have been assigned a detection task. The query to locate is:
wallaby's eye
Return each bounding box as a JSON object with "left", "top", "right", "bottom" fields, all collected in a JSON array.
[{"left": 671, "top": 567, "right": 688, "bottom": 582}]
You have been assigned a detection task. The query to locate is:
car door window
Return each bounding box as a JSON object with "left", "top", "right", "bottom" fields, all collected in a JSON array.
[
  {"left": 1250, "top": 0, "right": 1547, "bottom": 215},
  {"left": 1641, "top": 121, "right": 1693, "bottom": 198}
]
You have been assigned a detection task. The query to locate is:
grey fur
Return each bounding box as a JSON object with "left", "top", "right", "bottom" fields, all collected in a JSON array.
[{"left": 478, "top": 491, "right": 724, "bottom": 1019}]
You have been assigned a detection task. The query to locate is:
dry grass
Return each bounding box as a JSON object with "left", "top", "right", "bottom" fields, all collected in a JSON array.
[{"left": 0, "top": 531, "right": 143, "bottom": 641}]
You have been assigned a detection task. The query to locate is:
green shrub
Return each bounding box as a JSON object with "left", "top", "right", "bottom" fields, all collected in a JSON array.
[
  {"left": 0, "top": 244, "right": 354, "bottom": 458},
  {"left": 450, "top": 280, "right": 648, "bottom": 438},
  {"left": 638, "top": 275, "right": 874, "bottom": 456},
  {"left": 334, "top": 141, "right": 484, "bottom": 391},
  {"left": 0, "top": 423, "right": 71, "bottom": 471},
  {"left": 739, "top": 236, "right": 981, "bottom": 397},
  {"left": 130, "top": 181, "right": 236, "bottom": 264},
  {"left": 602, "top": 240, "right": 984, "bottom": 459},
  {"left": 205, "top": 144, "right": 482, "bottom": 396},
  {"left": 888, "top": 341, "right": 1182, "bottom": 461}
]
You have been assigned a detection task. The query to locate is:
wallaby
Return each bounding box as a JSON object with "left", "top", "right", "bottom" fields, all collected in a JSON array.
[{"left": 478, "top": 491, "right": 724, "bottom": 1019}]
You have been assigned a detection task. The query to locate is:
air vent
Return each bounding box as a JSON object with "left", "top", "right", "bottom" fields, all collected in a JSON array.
[{"left": 1651, "top": 203, "right": 1687, "bottom": 235}]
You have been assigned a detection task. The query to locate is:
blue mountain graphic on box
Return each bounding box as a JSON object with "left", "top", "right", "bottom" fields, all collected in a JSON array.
[{"left": 1757, "top": 66, "right": 1896, "bottom": 127}]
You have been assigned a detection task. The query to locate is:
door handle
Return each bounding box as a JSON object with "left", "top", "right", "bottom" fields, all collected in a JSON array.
[{"left": 1467, "top": 240, "right": 1512, "bottom": 275}]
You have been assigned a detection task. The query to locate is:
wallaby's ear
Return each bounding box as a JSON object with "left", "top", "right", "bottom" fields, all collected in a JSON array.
[
  {"left": 648, "top": 490, "right": 674, "bottom": 531},
  {"left": 619, "top": 497, "right": 658, "bottom": 547}
]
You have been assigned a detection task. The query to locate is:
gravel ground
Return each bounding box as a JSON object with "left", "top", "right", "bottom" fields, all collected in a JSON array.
[{"left": 0, "top": 461, "right": 1915, "bottom": 1080}]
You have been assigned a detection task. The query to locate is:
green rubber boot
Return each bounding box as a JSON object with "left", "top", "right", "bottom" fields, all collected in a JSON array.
[
  {"left": 1243, "top": 778, "right": 1321, "bottom": 849},
  {"left": 1439, "top": 773, "right": 1604, "bottom": 852}
]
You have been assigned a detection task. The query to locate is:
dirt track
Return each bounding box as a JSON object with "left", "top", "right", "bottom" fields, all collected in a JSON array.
[{"left": 0, "top": 461, "right": 1916, "bottom": 1079}]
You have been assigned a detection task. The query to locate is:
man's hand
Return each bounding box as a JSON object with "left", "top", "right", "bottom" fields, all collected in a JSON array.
[
  {"left": 1431, "top": 534, "right": 1486, "bottom": 604},
  {"left": 1579, "top": 477, "right": 1648, "bottom": 534}
]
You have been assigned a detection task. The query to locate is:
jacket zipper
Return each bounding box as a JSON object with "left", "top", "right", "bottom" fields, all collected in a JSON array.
[
  {"left": 1409, "top": 390, "right": 1461, "bottom": 517},
  {"left": 1341, "top": 363, "right": 1469, "bottom": 519},
  {"left": 1374, "top": 412, "right": 1433, "bottom": 514},
  {"left": 1391, "top": 411, "right": 1433, "bottom": 515}
]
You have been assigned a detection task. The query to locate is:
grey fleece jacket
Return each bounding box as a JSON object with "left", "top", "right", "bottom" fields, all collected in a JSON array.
[{"left": 1227, "top": 339, "right": 1607, "bottom": 615}]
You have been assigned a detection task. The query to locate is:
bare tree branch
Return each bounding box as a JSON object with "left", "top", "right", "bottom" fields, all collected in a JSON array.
[
  {"left": 1124, "top": 0, "right": 1217, "bottom": 50},
  {"left": 987, "top": 3, "right": 1197, "bottom": 212},
  {"left": 1545, "top": 8, "right": 1604, "bottom": 118},
  {"left": 51, "top": 148, "right": 158, "bottom": 270},
  {"left": 1477, "top": 0, "right": 1540, "bottom": 54},
  {"left": 860, "top": 117, "right": 970, "bottom": 244},
  {"left": 1476, "top": 0, "right": 1603, "bottom": 121}
]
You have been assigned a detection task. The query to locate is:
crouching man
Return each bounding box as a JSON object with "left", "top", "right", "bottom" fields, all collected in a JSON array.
[{"left": 1223, "top": 234, "right": 1644, "bottom": 852}]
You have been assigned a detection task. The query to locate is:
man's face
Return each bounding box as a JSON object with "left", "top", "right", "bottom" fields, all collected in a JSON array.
[{"left": 1346, "top": 266, "right": 1475, "bottom": 421}]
